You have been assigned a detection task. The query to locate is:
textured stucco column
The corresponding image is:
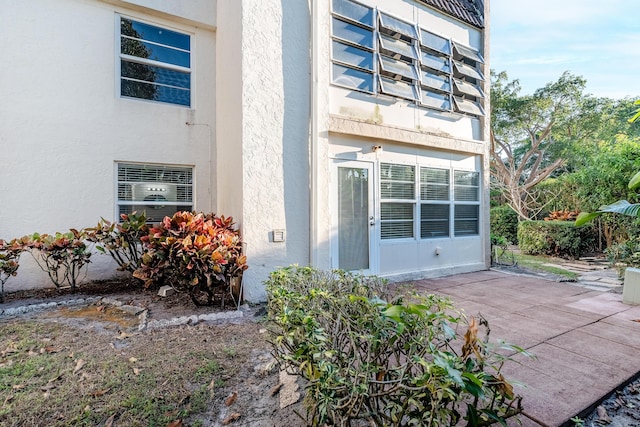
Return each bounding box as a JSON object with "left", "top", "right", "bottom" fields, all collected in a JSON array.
[{"left": 216, "top": 0, "right": 311, "bottom": 302}]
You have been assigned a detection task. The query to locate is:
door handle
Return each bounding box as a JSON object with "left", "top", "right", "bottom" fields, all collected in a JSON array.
[{"left": 369, "top": 216, "right": 375, "bottom": 226}]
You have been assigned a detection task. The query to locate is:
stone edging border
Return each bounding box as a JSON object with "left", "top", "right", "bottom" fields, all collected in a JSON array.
[{"left": 0, "top": 296, "right": 246, "bottom": 331}]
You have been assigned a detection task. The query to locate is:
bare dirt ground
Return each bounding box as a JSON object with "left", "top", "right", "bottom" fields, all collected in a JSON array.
[{"left": 0, "top": 282, "right": 306, "bottom": 427}]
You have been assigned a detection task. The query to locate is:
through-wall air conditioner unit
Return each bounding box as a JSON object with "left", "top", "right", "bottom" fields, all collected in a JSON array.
[{"left": 131, "top": 183, "right": 176, "bottom": 209}]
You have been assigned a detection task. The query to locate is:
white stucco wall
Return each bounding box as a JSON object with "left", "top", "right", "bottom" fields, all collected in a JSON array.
[
  {"left": 313, "top": 0, "right": 491, "bottom": 282},
  {"left": 216, "top": 0, "right": 312, "bottom": 302},
  {"left": 0, "top": 0, "right": 216, "bottom": 290}
]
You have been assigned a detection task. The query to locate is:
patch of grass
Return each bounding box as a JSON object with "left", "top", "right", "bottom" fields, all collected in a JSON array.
[
  {"left": 223, "top": 345, "right": 237, "bottom": 358},
  {"left": 0, "top": 320, "right": 263, "bottom": 426},
  {"left": 514, "top": 253, "right": 579, "bottom": 280},
  {"left": 194, "top": 359, "right": 222, "bottom": 381}
]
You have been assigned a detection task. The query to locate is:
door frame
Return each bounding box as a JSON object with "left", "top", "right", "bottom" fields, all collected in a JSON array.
[{"left": 330, "top": 159, "right": 379, "bottom": 275}]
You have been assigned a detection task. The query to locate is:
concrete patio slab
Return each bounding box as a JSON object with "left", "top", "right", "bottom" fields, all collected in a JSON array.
[
  {"left": 514, "top": 305, "right": 599, "bottom": 329},
  {"left": 400, "top": 270, "right": 640, "bottom": 426},
  {"left": 578, "top": 321, "right": 640, "bottom": 349},
  {"left": 564, "top": 292, "right": 630, "bottom": 316}
]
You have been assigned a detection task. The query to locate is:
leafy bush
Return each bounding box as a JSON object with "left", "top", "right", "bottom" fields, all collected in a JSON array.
[
  {"left": 266, "top": 266, "right": 528, "bottom": 427},
  {"left": 0, "top": 239, "right": 22, "bottom": 302},
  {"left": 85, "top": 211, "right": 149, "bottom": 274},
  {"left": 133, "top": 211, "right": 248, "bottom": 306},
  {"left": 17, "top": 230, "right": 91, "bottom": 290},
  {"left": 531, "top": 176, "right": 580, "bottom": 220},
  {"left": 518, "top": 221, "right": 594, "bottom": 259},
  {"left": 490, "top": 205, "right": 519, "bottom": 244},
  {"left": 605, "top": 236, "right": 640, "bottom": 277},
  {"left": 544, "top": 210, "right": 579, "bottom": 221}
]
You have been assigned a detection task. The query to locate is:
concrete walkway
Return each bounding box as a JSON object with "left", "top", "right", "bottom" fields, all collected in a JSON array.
[{"left": 407, "top": 270, "right": 640, "bottom": 427}]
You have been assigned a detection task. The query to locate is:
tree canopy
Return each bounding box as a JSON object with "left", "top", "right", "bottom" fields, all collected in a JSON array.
[{"left": 490, "top": 71, "right": 625, "bottom": 219}]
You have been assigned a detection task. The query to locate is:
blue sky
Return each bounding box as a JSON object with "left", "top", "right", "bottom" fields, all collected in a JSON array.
[{"left": 490, "top": 0, "right": 640, "bottom": 99}]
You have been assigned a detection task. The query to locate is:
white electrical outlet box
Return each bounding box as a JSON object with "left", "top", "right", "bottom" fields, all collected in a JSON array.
[{"left": 272, "top": 229, "right": 286, "bottom": 242}]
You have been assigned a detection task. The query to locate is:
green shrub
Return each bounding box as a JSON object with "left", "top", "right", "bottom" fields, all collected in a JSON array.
[
  {"left": 17, "top": 230, "right": 92, "bottom": 290},
  {"left": 605, "top": 236, "right": 640, "bottom": 277},
  {"left": 266, "top": 266, "right": 529, "bottom": 427},
  {"left": 490, "top": 205, "right": 519, "bottom": 244},
  {"left": 133, "top": 211, "right": 248, "bottom": 306},
  {"left": 518, "top": 221, "right": 594, "bottom": 259},
  {"left": 0, "top": 239, "right": 22, "bottom": 302},
  {"left": 85, "top": 211, "right": 149, "bottom": 274}
]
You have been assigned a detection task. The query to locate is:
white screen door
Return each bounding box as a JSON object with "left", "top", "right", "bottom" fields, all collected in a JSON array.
[{"left": 333, "top": 160, "right": 376, "bottom": 274}]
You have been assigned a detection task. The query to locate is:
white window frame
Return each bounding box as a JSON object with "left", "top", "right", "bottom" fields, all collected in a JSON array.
[
  {"left": 116, "top": 14, "right": 193, "bottom": 108},
  {"left": 378, "top": 163, "right": 481, "bottom": 241}
]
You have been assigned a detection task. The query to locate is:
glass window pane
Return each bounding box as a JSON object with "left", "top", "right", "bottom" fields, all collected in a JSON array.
[
  {"left": 332, "top": 63, "right": 374, "bottom": 92},
  {"left": 454, "top": 96, "right": 485, "bottom": 116},
  {"left": 121, "top": 38, "right": 190, "bottom": 68},
  {"left": 454, "top": 186, "right": 479, "bottom": 202},
  {"left": 380, "top": 77, "right": 418, "bottom": 101},
  {"left": 454, "top": 171, "right": 479, "bottom": 201},
  {"left": 379, "top": 55, "right": 418, "bottom": 81},
  {"left": 121, "top": 18, "right": 190, "bottom": 51},
  {"left": 454, "top": 171, "right": 479, "bottom": 186},
  {"left": 421, "top": 204, "right": 450, "bottom": 238},
  {"left": 381, "top": 182, "right": 415, "bottom": 199},
  {"left": 381, "top": 203, "right": 414, "bottom": 239},
  {"left": 381, "top": 163, "right": 415, "bottom": 181},
  {"left": 423, "top": 184, "right": 449, "bottom": 200},
  {"left": 420, "top": 29, "right": 450, "bottom": 54},
  {"left": 381, "top": 203, "right": 413, "bottom": 220},
  {"left": 381, "top": 163, "right": 415, "bottom": 199},
  {"left": 420, "top": 70, "right": 450, "bottom": 92},
  {"left": 332, "top": 17, "right": 374, "bottom": 49},
  {"left": 332, "top": 41, "right": 374, "bottom": 70},
  {"left": 121, "top": 60, "right": 191, "bottom": 89},
  {"left": 420, "top": 50, "right": 450, "bottom": 73},
  {"left": 454, "top": 205, "right": 479, "bottom": 236},
  {"left": 453, "top": 60, "right": 484, "bottom": 81},
  {"left": 420, "top": 167, "right": 450, "bottom": 200},
  {"left": 379, "top": 33, "right": 417, "bottom": 60},
  {"left": 421, "top": 167, "right": 449, "bottom": 184},
  {"left": 121, "top": 79, "right": 191, "bottom": 106},
  {"left": 332, "top": 0, "right": 373, "bottom": 27},
  {"left": 381, "top": 222, "right": 414, "bottom": 239},
  {"left": 379, "top": 12, "right": 418, "bottom": 39},
  {"left": 453, "top": 78, "right": 484, "bottom": 98},
  {"left": 453, "top": 42, "right": 484, "bottom": 63},
  {"left": 421, "top": 89, "right": 450, "bottom": 110}
]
